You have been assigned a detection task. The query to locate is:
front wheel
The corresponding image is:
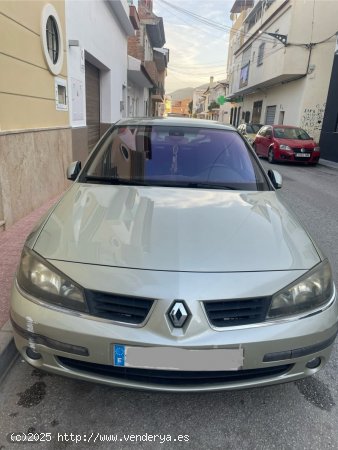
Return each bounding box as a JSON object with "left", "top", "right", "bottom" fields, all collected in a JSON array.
[{"left": 268, "top": 148, "right": 275, "bottom": 164}]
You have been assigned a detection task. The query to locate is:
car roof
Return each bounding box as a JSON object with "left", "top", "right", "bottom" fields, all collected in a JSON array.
[
  {"left": 271, "top": 125, "right": 303, "bottom": 129},
  {"left": 116, "top": 117, "right": 237, "bottom": 131}
]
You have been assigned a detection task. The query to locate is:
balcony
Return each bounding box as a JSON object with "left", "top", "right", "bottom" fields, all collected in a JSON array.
[
  {"left": 230, "top": 42, "right": 309, "bottom": 97},
  {"left": 128, "top": 56, "right": 153, "bottom": 88},
  {"left": 228, "top": 0, "right": 308, "bottom": 97},
  {"left": 153, "top": 48, "right": 169, "bottom": 71},
  {"left": 129, "top": 5, "right": 140, "bottom": 30},
  {"left": 144, "top": 60, "right": 159, "bottom": 84},
  {"left": 150, "top": 86, "right": 165, "bottom": 100},
  {"left": 145, "top": 17, "right": 165, "bottom": 48}
]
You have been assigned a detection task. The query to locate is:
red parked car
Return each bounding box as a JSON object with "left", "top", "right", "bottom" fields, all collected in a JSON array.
[{"left": 253, "top": 125, "right": 320, "bottom": 164}]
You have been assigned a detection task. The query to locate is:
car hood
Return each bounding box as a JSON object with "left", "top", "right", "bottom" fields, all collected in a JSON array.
[
  {"left": 275, "top": 138, "right": 316, "bottom": 148},
  {"left": 33, "top": 184, "right": 320, "bottom": 272}
]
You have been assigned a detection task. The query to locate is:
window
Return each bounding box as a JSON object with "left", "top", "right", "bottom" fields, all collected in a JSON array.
[
  {"left": 240, "top": 46, "right": 251, "bottom": 87},
  {"left": 46, "top": 16, "right": 59, "bottom": 63},
  {"left": 266, "top": 128, "right": 272, "bottom": 138},
  {"left": 41, "top": 4, "right": 64, "bottom": 75},
  {"left": 257, "top": 43, "right": 265, "bottom": 66},
  {"left": 55, "top": 77, "right": 68, "bottom": 111},
  {"left": 258, "top": 126, "right": 268, "bottom": 137},
  {"left": 240, "top": 63, "right": 250, "bottom": 88}
]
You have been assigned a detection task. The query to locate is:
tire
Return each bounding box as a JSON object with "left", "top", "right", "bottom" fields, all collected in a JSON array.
[{"left": 268, "top": 147, "right": 275, "bottom": 164}]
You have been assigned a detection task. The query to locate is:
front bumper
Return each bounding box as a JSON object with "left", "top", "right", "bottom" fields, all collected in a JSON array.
[
  {"left": 11, "top": 274, "right": 338, "bottom": 392},
  {"left": 277, "top": 149, "right": 320, "bottom": 163}
]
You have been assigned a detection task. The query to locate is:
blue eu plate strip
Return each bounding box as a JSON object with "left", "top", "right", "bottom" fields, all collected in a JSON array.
[{"left": 114, "top": 344, "right": 125, "bottom": 367}]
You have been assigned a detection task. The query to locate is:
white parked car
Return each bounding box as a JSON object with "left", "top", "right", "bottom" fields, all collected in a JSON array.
[{"left": 11, "top": 118, "right": 337, "bottom": 391}]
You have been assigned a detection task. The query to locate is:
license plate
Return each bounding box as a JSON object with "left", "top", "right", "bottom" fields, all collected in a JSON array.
[
  {"left": 113, "top": 344, "right": 243, "bottom": 371},
  {"left": 295, "top": 153, "right": 310, "bottom": 157}
]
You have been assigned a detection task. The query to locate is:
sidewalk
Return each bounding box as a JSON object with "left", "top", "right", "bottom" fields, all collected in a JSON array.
[
  {"left": 0, "top": 195, "right": 61, "bottom": 381},
  {"left": 319, "top": 158, "right": 338, "bottom": 170}
]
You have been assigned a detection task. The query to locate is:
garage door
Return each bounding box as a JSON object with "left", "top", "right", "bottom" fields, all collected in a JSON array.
[
  {"left": 265, "top": 105, "right": 276, "bottom": 125},
  {"left": 85, "top": 61, "right": 100, "bottom": 152}
]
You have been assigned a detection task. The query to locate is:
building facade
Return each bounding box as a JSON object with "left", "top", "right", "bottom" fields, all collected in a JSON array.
[
  {"left": 134, "top": 0, "right": 168, "bottom": 117},
  {"left": 0, "top": 0, "right": 168, "bottom": 229},
  {"left": 127, "top": 5, "right": 153, "bottom": 118},
  {"left": 194, "top": 78, "right": 230, "bottom": 123},
  {"left": 170, "top": 98, "right": 192, "bottom": 117},
  {"left": 66, "top": 0, "right": 134, "bottom": 162},
  {"left": 0, "top": 1, "right": 72, "bottom": 228},
  {"left": 226, "top": 0, "right": 338, "bottom": 160}
]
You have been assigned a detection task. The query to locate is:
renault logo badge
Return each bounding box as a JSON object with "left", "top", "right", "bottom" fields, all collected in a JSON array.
[{"left": 168, "top": 301, "right": 189, "bottom": 328}]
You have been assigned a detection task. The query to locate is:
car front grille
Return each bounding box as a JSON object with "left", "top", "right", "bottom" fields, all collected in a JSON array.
[
  {"left": 292, "top": 147, "right": 313, "bottom": 161},
  {"left": 85, "top": 290, "right": 154, "bottom": 325},
  {"left": 57, "top": 356, "right": 292, "bottom": 386},
  {"left": 292, "top": 147, "right": 313, "bottom": 152},
  {"left": 204, "top": 297, "right": 271, "bottom": 327}
]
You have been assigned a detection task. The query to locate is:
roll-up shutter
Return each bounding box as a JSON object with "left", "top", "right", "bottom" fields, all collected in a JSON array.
[
  {"left": 85, "top": 61, "right": 100, "bottom": 152},
  {"left": 265, "top": 105, "right": 276, "bottom": 125}
]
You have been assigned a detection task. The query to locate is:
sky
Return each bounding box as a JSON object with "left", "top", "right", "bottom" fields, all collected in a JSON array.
[{"left": 147, "top": 0, "right": 234, "bottom": 93}]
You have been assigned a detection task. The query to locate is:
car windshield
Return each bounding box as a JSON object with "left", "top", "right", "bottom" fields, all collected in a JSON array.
[
  {"left": 80, "top": 125, "right": 269, "bottom": 191},
  {"left": 247, "top": 124, "right": 261, "bottom": 134},
  {"left": 273, "top": 127, "right": 311, "bottom": 140}
]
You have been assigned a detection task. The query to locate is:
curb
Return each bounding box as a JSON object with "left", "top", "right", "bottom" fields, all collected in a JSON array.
[
  {"left": 318, "top": 158, "right": 338, "bottom": 170},
  {"left": 0, "top": 320, "right": 18, "bottom": 384}
]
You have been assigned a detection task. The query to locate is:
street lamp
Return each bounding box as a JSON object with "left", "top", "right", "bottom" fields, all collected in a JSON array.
[{"left": 259, "top": 31, "right": 288, "bottom": 46}]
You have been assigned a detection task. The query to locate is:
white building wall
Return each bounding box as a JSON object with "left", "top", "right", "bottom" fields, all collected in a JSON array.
[
  {"left": 238, "top": 80, "right": 304, "bottom": 124},
  {"left": 66, "top": 0, "right": 130, "bottom": 127},
  {"left": 227, "top": 0, "right": 338, "bottom": 141},
  {"left": 127, "top": 84, "right": 149, "bottom": 117},
  {"left": 236, "top": 70, "right": 330, "bottom": 142},
  {"left": 192, "top": 88, "right": 205, "bottom": 115}
]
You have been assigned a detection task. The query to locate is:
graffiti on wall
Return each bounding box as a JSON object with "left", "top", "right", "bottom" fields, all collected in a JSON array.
[{"left": 300, "top": 103, "right": 326, "bottom": 140}]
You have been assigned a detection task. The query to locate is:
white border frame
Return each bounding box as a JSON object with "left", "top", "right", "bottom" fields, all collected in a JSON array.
[{"left": 41, "top": 4, "right": 64, "bottom": 75}]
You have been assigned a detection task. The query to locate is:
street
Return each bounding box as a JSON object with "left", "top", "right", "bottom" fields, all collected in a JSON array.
[{"left": 0, "top": 160, "right": 338, "bottom": 450}]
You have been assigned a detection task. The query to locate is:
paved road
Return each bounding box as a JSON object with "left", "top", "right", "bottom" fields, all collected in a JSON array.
[{"left": 1, "top": 160, "right": 338, "bottom": 450}]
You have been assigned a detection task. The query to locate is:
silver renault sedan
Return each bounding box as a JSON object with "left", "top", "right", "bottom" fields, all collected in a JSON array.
[{"left": 11, "top": 118, "right": 337, "bottom": 391}]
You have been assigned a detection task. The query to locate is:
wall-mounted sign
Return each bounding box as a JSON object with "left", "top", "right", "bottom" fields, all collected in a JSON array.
[
  {"left": 71, "top": 78, "right": 84, "bottom": 121},
  {"left": 80, "top": 48, "right": 85, "bottom": 70}
]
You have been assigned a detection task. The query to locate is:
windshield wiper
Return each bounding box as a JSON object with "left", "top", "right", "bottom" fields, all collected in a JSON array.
[
  {"left": 83, "top": 175, "right": 151, "bottom": 186},
  {"left": 185, "top": 182, "right": 238, "bottom": 190},
  {"left": 83, "top": 176, "right": 240, "bottom": 190}
]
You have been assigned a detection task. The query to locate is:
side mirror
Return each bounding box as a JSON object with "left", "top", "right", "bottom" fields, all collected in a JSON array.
[
  {"left": 67, "top": 161, "right": 81, "bottom": 181},
  {"left": 268, "top": 169, "right": 282, "bottom": 189}
]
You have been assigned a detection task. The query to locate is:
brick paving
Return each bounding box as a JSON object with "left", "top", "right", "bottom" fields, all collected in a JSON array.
[{"left": 0, "top": 195, "right": 61, "bottom": 328}]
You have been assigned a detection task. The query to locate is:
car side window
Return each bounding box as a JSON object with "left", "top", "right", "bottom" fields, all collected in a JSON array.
[
  {"left": 258, "top": 126, "right": 267, "bottom": 137},
  {"left": 266, "top": 128, "right": 272, "bottom": 138}
]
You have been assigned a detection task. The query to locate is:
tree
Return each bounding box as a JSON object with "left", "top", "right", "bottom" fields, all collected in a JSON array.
[
  {"left": 188, "top": 100, "right": 193, "bottom": 115},
  {"left": 208, "top": 101, "right": 219, "bottom": 111}
]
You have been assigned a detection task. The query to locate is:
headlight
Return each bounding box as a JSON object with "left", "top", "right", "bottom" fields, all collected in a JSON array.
[
  {"left": 279, "top": 144, "right": 292, "bottom": 151},
  {"left": 17, "top": 247, "right": 87, "bottom": 312},
  {"left": 268, "top": 260, "right": 334, "bottom": 319},
  {"left": 314, "top": 146, "right": 320, "bottom": 152}
]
